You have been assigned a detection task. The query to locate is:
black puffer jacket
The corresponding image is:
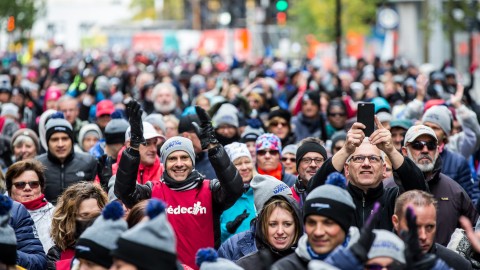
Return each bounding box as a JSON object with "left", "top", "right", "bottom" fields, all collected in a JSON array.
[
  {"left": 36, "top": 151, "right": 97, "bottom": 204},
  {"left": 308, "top": 156, "right": 427, "bottom": 230},
  {"left": 114, "top": 145, "right": 243, "bottom": 248}
]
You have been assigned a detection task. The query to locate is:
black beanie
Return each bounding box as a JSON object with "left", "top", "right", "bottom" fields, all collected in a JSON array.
[
  {"left": 296, "top": 142, "right": 327, "bottom": 171},
  {"left": 45, "top": 118, "right": 74, "bottom": 144},
  {"left": 268, "top": 107, "right": 291, "bottom": 123},
  {"left": 302, "top": 91, "right": 321, "bottom": 107}
]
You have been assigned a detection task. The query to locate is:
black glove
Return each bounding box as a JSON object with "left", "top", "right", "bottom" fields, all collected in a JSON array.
[
  {"left": 126, "top": 100, "right": 145, "bottom": 148},
  {"left": 401, "top": 207, "right": 437, "bottom": 270},
  {"left": 350, "top": 202, "right": 381, "bottom": 263},
  {"left": 98, "top": 155, "right": 113, "bottom": 192},
  {"left": 192, "top": 106, "right": 219, "bottom": 150},
  {"left": 226, "top": 210, "right": 250, "bottom": 234}
]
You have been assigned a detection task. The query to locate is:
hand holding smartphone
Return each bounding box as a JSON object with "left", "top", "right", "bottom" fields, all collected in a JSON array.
[{"left": 357, "top": 102, "right": 375, "bottom": 137}]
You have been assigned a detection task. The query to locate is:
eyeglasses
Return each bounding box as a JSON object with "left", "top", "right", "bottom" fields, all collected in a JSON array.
[
  {"left": 364, "top": 264, "right": 396, "bottom": 270},
  {"left": 13, "top": 181, "right": 40, "bottom": 189},
  {"left": 328, "top": 112, "right": 346, "bottom": 117},
  {"left": 281, "top": 157, "right": 296, "bottom": 162},
  {"left": 300, "top": 157, "right": 324, "bottom": 165},
  {"left": 269, "top": 121, "right": 288, "bottom": 128},
  {"left": 349, "top": 155, "right": 382, "bottom": 164},
  {"left": 257, "top": 149, "right": 279, "bottom": 156},
  {"left": 409, "top": 140, "right": 437, "bottom": 151}
]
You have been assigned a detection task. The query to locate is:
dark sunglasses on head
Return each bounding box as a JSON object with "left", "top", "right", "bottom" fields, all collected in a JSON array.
[
  {"left": 409, "top": 140, "right": 437, "bottom": 151},
  {"left": 281, "top": 157, "right": 296, "bottom": 162},
  {"left": 13, "top": 181, "right": 40, "bottom": 189},
  {"left": 257, "top": 149, "right": 279, "bottom": 156}
]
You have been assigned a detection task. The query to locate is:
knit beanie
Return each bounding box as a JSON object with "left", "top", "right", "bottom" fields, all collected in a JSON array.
[
  {"left": 268, "top": 107, "right": 291, "bottom": 123},
  {"left": 196, "top": 248, "right": 244, "bottom": 270},
  {"left": 0, "top": 195, "right": 16, "bottom": 265},
  {"left": 212, "top": 103, "right": 239, "bottom": 128},
  {"left": 250, "top": 174, "right": 292, "bottom": 212},
  {"left": 422, "top": 105, "right": 453, "bottom": 136},
  {"left": 11, "top": 128, "right": 40, "bottom": 151},
  {"left": 303, "top": 172, "right": 355, "bottom": 233},
  {"left": 282, "top": 144, "right": 298, "bottom": 156},
  {"left": 160, "top": 136, "right": 196, "bottom": 167},
  {"left": 144, "top": 113, "right": 167, "bottom": 134},
  {"left": 255, "top": 133, "right": 282, "bottom": 153},
  {"left": 240, "top": 125, "right": 264, "bottom": 143},
  {"left": 76, "top": 201, "right": 128, "bottom": 268},
  {"left": 78, "top": 123, "right": 103, "bottom": 150},
  {"left": 105, "top": 117, "right": 129, "bottom": 145},
  {"left": 302, "top": 91, "right": 320, "bottom": 107},
  {"left": 296, "top": 142, "right": 327, "bottom": 171},
  {"left": 1, "top": 103, "right": 19, "bottom": 119},
  {"left": 178, "top": 114, "right": 200, "bottom": 134},
  {"left": 367, "top": 229, "right": 406, "bottom": 264},
  {"left": 45, "top": 118, "right": 74, "bottom": 143},
  {"left": 224, "top": 142, "right": 252, "bottom": 162},
  {"left": 111, "top": 199, "right": 177, "bottom": 270}
]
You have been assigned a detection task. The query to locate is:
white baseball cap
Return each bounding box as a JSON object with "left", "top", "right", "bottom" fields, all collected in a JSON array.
[{"left": 125, "top": 122, "right": 166, "bottom": 142}]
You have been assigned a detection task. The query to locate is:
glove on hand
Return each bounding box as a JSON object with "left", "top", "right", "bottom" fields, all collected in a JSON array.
[
  {"left": 226, "top": 210, "right": 250, "bottom": 234},
  {"left": 126, "top": 100, "right": 145, "bottom": 149},
  {"left": 350, "top": 202, "right": 381, "bottom": 263},
  {"left": 401, "top": 207, "right": 437, "bottom": 270},
  {"left": 192, "top": 106, "right": 219, "bottom": 150}
]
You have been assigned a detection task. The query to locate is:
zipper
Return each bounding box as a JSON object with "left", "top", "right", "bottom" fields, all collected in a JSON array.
[
  {"left": 61, "top": 164, "right": 65, "bottom": 190},
  {"left": 140, "top": 170, "right": 144, "bottom": 184},
  {"left": 362, "top": 195, "right": 365, "bottom": 226}
]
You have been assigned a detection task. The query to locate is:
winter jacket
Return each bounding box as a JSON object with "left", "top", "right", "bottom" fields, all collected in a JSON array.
[
  {"left": 308, "top": 156, "right": 427, "bottom": 230},
  {"left": 114, "top": 145, "right": 243, "bottom": 268},
  {"left": 28, "top": 202, "right": 55, "bottom": 253},
  {"left": 218, "top": 230, "right": 257, "bottom": 261},
  {"left": 324, "top": 245, "right": 451, "bottom": 270},
  {"left": 36, "top": 150, "right": 97, "bottom": 204},
  {"left": 9, "top": 201, "right": 47, "bottom": 270},
  {"left": 195, "top": 151, "right": 217, "bottom": 180},
  {"left": 220, "top": 187, "right": 256, "bottom": 243},
  {"left": 440, "top": 149, "right": 475, "bottom": 200},
  {"left": 431, "top": 243, "right": 471, "bottom": 270},
  {"left": 272, "top": 228, "right": 360, "bottom": 270},
  {"left": 235, "top": 195, "right": 303, "bottom": 269},
  {"left": 291, "top": 113, "right": 327, "bottom": 143}
]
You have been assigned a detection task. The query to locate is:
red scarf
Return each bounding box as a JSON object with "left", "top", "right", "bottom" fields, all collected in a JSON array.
[
  {"left": 257, "top": 163, "right": 283, "bottom": 181},
  {"left": 21, "top": 194, "right": 48, "bottom": 210}
]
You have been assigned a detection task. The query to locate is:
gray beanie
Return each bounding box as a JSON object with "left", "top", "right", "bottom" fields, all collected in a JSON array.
[
  {"left": 45, "top": 118, "right": 74, "bottom": 143},
  {"left": 0, "top": 195, "right": 16, "bottom": 265},
  {"left": 367, "top": 229, "right": 406, "bottom": 264},
  {"left": 78, "top": 123, "right": 103, "bottom": 150},
  {"left": 105, "top": 118, "right": 129, "bottom": 145},
  {"left": 422, "top": 105, "right": 452, "bottom": 136},
  {"left": 212, "top": 103, "right": 239, "bottom": 128},
  {"left": 196, "top": 248, "right": 244, "bottom": 270},
  {"left": 1, "top": 103, "right": 18, "bottom": 119},
  {"left": 160, "top": 136, "right": 196, "bottom": 167},
  {"left": 76, "top": 201, "right": 128, "bottom": 268},
  {"left": 144, "top": 113, "right": 167, "bottom": 134},
  {"left": 303, "top": 172, "right": 355, "bottom": 233},
  {"left": 282, "top": 144, "right": 298, "bottom": 156},
  {"left": 250, "top": 174, "right": 292, "bottom": 212},
  {"left": 111, "top": 199, "right": 177, "bottom": 270}
]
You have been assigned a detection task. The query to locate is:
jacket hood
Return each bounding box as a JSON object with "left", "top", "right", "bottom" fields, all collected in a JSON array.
[
  {"left": 255, "top": 194, "right": 303, "bottom": 254},
  {"left": 78, "top": 123, "right": 102, "bottom": 150}
]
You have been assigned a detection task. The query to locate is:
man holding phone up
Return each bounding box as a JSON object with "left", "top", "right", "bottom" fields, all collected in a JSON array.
[{"left": 308, "top": 114, "right": 427, "bottom": 230}]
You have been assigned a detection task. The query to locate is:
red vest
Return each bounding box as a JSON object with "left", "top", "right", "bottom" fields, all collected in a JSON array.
[{"left": 151, "top": 180, "right": 214, "bottom": 270}]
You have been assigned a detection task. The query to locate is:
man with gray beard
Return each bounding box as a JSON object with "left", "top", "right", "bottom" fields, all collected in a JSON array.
[
  {"left": 401, "top": 124, "right": 478, "bottom": 246},
  {"left": 151, "top": 82, "right": 182, "bottom": 118}
]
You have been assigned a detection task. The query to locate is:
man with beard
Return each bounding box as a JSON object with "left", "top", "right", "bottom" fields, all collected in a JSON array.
[
  {"left": 151, "top": 82, "right": 182, "bottom": 118},
  {"left": 401, "top": 125, "right": 478, "bottom": 246},
  {"left": 212, "top": 103, "right": 240, "bottom": 146}
]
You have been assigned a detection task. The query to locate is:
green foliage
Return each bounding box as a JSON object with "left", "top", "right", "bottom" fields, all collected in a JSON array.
[
  {"left": 289, "top": 0, "right": 377, "bottom": 42},
  {"left": 130, "top": 0, "right": 184, "bottom": 20},
  {"left": 0, "top": 0, "right": 44, "bottom": 33}
]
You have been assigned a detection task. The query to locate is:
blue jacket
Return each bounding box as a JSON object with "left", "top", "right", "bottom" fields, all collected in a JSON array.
[
  {"left": 325, "top": 246, "right": 451, "bottom": 270},
  {"left": 440, "top": 149, "right": 475, "bottom": 200},
  {"left": 220, "top": 187, "right": 256, "bottom": 243},
  {"left": 217, "top": 230, "right": 257, "bottom": 261},
  {"left": 9, "top": 201, "right": 47, "bottom": 270},
  {"left": 196, "top": 151, "right": 217, "bottom": 180}
]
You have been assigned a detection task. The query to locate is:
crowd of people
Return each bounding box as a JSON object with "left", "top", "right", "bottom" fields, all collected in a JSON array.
[{"left": 2, "top": 47, "right": 480, "bottom": 269}]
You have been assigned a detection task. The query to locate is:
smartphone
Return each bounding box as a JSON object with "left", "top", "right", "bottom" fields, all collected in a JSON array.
[{"left": 357, "top": 102, "right": 375, "bottom": 136}]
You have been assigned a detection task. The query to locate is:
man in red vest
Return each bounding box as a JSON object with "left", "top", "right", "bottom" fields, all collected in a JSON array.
[{"left": 114, "top": 101, "right": 243, "bottom": 269}]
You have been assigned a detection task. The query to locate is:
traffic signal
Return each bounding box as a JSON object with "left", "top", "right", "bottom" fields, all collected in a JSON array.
[
  {"left": 277, "top": 12, "right": 287, "bottom": 25},
  {"left": 275, "top": 0, "right": 288, "bottom": 12},
  {"left": 275, "top": 0, "right": 288, "bottom": 25},
  {"left": 7, "top": 16, "right": 15, "bottom": 32}
]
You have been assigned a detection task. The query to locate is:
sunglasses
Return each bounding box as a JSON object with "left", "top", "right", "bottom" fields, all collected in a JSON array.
[
  {"left": 257, "top": 149, "right": 279, "bottom": 156},
  {"left": 13, "top": 181, "right": 40, "bottom": 189},
  {"left": 281, "top": 157, "right": 296, "bottom": 162},
  {"left": 328, "top": 112, "right": 346, "bottom": 117},
  {"left": 409, "top": 140, "right": 437, "bottom": 151},
  {"left": 364, "top": 264, "right": 395, "bottom": 270},
  {"left": 269, "top": 121, "right": 288, "bottom": 127}
]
